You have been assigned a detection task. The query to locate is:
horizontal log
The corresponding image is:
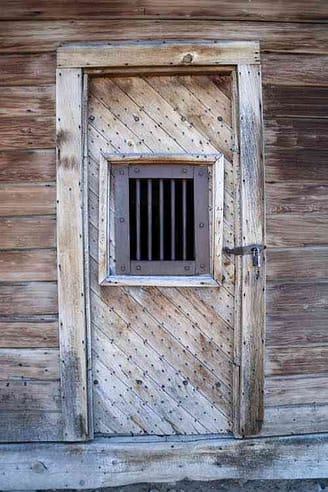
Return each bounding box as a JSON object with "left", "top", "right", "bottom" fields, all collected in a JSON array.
[
  {"left": 0, "top": 52, "right": 55, "bottom": 86},
  {"left": 265, "top": 375, "right": 328, "bottom": 406},
  {"left": 0, "top": 380, "right": 61, "bottom": 411},
  {"left": 262, "top": 53, "right": 328, "bottom": 87},
  {"left": 266, "top": 345, "right": 328, "bottom": 376},
  {"left": 265, "top": 118, "right": 328, "bottom": 150},
  {"left": 0, "top": 249, "right": 57, "bottom": 281},
  {"left": 267, "top": 281, "right": 328, "bottom": 316},
  {"left": 0, "top": 149, "right": 56, "bottom": 182},
  {"left": 266, "top": 183, "right": 328, "bottom": 215},
  {"left": 266, "top": 248, "right": 328, "bottom": 281},
  {"left": 2, "top": 434, "right": 328, "bottom": 487},
  {"left": 0, "top": 216, "right": 56, "bottom": 249},
  {"left": 266, "top": 215, "right": 328, "bottom": 247},
  {"left": 0, "top": 116, "right": 55, "bottom": 150},
  {"left": 264, "top": 85, "right": 328, "bottom": 119},
  {"left": 265, "top": 149, "right": 328, "bottom": 183},
  {"left": 0, "top": 411, "right": 63, "bottom": 442},
  {"left": 0, "top": 184, "right": 56, "bottom": 217},
  {"left": 0, "top": 282, "right": 58, "bottom": 315},
  {"left": 0, "top": 86, "right": 55, "bottom": 117},
  {"left": 266, "top": 312, "right": 328, "bottom": 346},
  {"left": 0, "top": 348, "right": 59, "bottom": 380},
  {"left": 0, "top": 320, "right": 59, "bottom": 348},
  {"left": 0, "top": 1, "right": 326, "bottom": 21},
  {"left": 262, "top": 404, "right": 328, "bottom": 437},
  {"left": 0, "top": 21, "right": 327, "bottom": 54}
]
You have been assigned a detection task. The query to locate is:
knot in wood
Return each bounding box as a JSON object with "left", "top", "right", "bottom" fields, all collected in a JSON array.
[{"left": 182, "top": 53, "right": 193, "bottom": 64}]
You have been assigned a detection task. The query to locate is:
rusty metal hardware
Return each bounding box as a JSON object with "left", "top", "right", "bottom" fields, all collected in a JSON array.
[{"left": 224, "top": 244, "right": 265, "bottom": 267}]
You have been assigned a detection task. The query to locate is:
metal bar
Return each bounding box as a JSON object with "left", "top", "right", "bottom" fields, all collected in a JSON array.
[
  {"left": 159, "top": 178, "right": 164, "bottom": 261},
  {"left": 171, "top": 179, "right": 175, "bottom": 261},
  {"left": 182, "top": 179, "right": 187, "bottom": 261},
  {"left": 147, "top": 179, "right": 152, "bottom": 261},
  {"left": 136, "top": 178, "right": 141, "bottom": 261}
]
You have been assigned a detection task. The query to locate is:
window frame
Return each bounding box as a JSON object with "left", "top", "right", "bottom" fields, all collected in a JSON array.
[{"left": 98, "top": 153, "right": 224, "bottom": 287}]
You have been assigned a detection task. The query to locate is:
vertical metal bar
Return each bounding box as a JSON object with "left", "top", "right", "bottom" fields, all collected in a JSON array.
[
  {"left": 159, "top": 178, "right": 164, "bottom": 260},
  {"left": 147, "top": 179, "right": 152, "bottom": 261},
  {"left": 171, "top": 179, "right": 175, "bottom": 261},
  {"left": 182, "top": 178, "right": 187, "bottom": 260},
  {"left": 136, "top": 178, "right": 141, "bottom": 261}
]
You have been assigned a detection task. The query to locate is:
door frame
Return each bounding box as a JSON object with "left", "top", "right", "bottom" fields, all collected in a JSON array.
[{"left": 56, "top": 40, "right": 264, "bottom": 440}]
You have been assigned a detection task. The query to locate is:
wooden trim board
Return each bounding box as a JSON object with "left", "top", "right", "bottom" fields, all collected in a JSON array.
[{"left": 1, "top": 434, "right": 328, "bottom": 489}]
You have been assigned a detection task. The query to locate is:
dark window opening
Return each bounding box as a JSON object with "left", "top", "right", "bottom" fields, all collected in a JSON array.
[{"left": 129, "top": 178, "right": 195, "bottom": 262}]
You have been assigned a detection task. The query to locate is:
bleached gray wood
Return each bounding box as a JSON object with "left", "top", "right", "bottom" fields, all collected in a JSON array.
[
  {"left": 1, "top": 434, "right": 328, "bottom": 490},
  {"left": 56, "top": 68, "right": 89, "bottom": 440}
]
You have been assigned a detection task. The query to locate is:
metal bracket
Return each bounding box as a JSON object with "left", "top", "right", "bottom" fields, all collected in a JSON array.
[{"left": 224, "top": 244, "right": 265, "bottom": 267}]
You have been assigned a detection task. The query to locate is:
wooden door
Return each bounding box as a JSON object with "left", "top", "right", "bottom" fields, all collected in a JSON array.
[{"left": 88, "top": 73, "right": 236, "bottom": 434}]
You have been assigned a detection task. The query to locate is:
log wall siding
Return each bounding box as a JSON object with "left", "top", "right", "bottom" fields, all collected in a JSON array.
[{"left": 0, "top": 4, "right": 327, "bottom": 440}]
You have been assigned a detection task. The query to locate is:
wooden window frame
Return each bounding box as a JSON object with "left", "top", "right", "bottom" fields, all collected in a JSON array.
[
  {"left": 98, "top": 153, "right": 224, "bottom": 288},
  {"left": 56, "top": 40, "right": 264, "bottom": 440}
]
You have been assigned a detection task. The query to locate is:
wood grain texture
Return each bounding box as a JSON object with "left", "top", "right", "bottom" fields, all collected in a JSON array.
[
  {"left": 267, "top": 248, "right": 328, "bottom": 281},
  {"left": 0, "top": 85, "right": 55, "bottom": 117},
  {"left": 0, "top": 184, "right": 56, "bottom": 216},
  {"left": 56, "top": 68, "right": 89, "bottom": 441},
  {"left": 0, "top": 411, "right": 63, "bottom": 442},
  {"left": 264, "top": 85, "right": 328, "bottom": 119},
  {"left": 235, "top": 65, "right": 265, "bottom": 437},
  {"left": 266, "top": 375, "right": 328, "bottom": 406},
  {"left": 266, "top": 215, "right": 328, "bottom": 247},
  {"left": 262, "top": 54, "right": 328, "bottom": 87},
  {"left": 267, "top": 282, "right": 328, "bottom": 316},
  {"left": 0, "top": 116, "right": 55, "bottom": 150},
  {"left": 0, "top": 249, "right": 57, "bottom": 282},
  {"left": 266, "top": 149, "right": 328, "bottom": 183},
  {"left": 262, "top": 405, "right": 328, "bottom": 436},
  {"left": 0, "top": 52, "right": 55, "bottom": 86},
  {"left": 3, "top": 434, "right": 328, "bottom": 488},
  {"left": 0, "top": 348, "right": 59, "bottom": 380},
  {"left": 0, "top": 282, "right": 58, "bottom": 315},
  {"left": 265, "top": 118, "right": 328, "bottom": 150},
  {"left": 1, "top": 21, "right": 327, "bottom": 54},
  {"left": 0, "top": 0, "right": 326, "bottom": 21},
  {"left": 0, "top": 380, "right": 61, "bottom": 411},
  {"left": 0, "top": 149, "right": 56, "bottom": 182},
  {"left": 0, "top": 320, "right": 59, "bottom": 348},
  {"left": 267, "top": 312, "right": 328, "bottom": 346},
  {"left": 266, "top": 182, "right": 328, "bottom": 215},
  {"left": 0, "top": 216, "right": 56, "bottom": 249},
  {"left": 266, "top": 345, "right": 328, "bottom": 376}
]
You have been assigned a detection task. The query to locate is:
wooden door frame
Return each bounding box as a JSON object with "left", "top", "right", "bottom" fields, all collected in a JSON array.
[{"left": 56, "top": 40, "right": 264, "bottom": 440}]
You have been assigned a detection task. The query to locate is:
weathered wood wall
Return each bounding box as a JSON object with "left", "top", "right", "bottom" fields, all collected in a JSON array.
[{"left": 0, "top": 3, "right": 327, "bottom": 440}]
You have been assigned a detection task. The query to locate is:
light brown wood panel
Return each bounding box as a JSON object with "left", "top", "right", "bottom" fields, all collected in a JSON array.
[
  {"left": 266, "top": 345, "right": 328, "bottom": 376},
  {"left": 0, "top": 380, "right": 61, "bottom": 411},
  {"left": 0, "top": 320, "right": 59, "bottom": 348},
  {"left": 266, "top": 183, "right": 328, "bottom": 216},
  {"left": 0, "top": 21, "right": 327, "bottom": 54},
  {"left": 0, "top": 411, "right": 63, "bottom": 442},
  {"left": 0, "top": 348, "right": 59, "bottom": 380},
  {"left": 262, "top": 404, "right": 328, "bottom": 437},
  {"left": 267, "top": 313, "right": 328, "bottom": 346},
  {"left": 0, "top": 216, "right": 56, "bottom": 249},
  {"left": 264, "top": 85, "right": 328, "bottom": 119},
  {"left": 265, "top": 118, "right": 328, "bottom": 151},
  {"left": 266, "top": 215, "right": 328, "bottom": 247},
  {"left": 262, "top": 54, "right": 328, "bottom": 87},
  {"left": 265, "top": 149, "right": 328, "bottom": 183},
  {"left": 0, "top": 116, "right": 55, "bottom": 150},
  {"left": 266, "top": 375, "right": 328, "bottom": 406},
  {"left": 0, "top": 86, "right": 55, "bottom": 117},
  {"left": 267, "top": 282, "right": 328, "bottom": 316},
  {"left": 0, "top": 0, "right": 326, "bottom": 21},
  {"left": 0, "top": 249, "right": 57, "bottom": 281},
  {"left": 0, "top": 282, "right": 58, "bottom": 315},
  {"left": 0, "top": 52, "right": 55, "bottom": 86},
  {"left": 267, "top": 248, "right": 328, "bottom": 281},
  {"left": 0, "top": 184, "right": 56, "bottom": 216},
  {"left": 0, "top": 149, "right": 56, "bottom": 182}
]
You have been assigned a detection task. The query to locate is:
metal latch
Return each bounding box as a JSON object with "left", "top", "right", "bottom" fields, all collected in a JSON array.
[{"left": 224, "top": 244, "right": 265, "bottom": 267}]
